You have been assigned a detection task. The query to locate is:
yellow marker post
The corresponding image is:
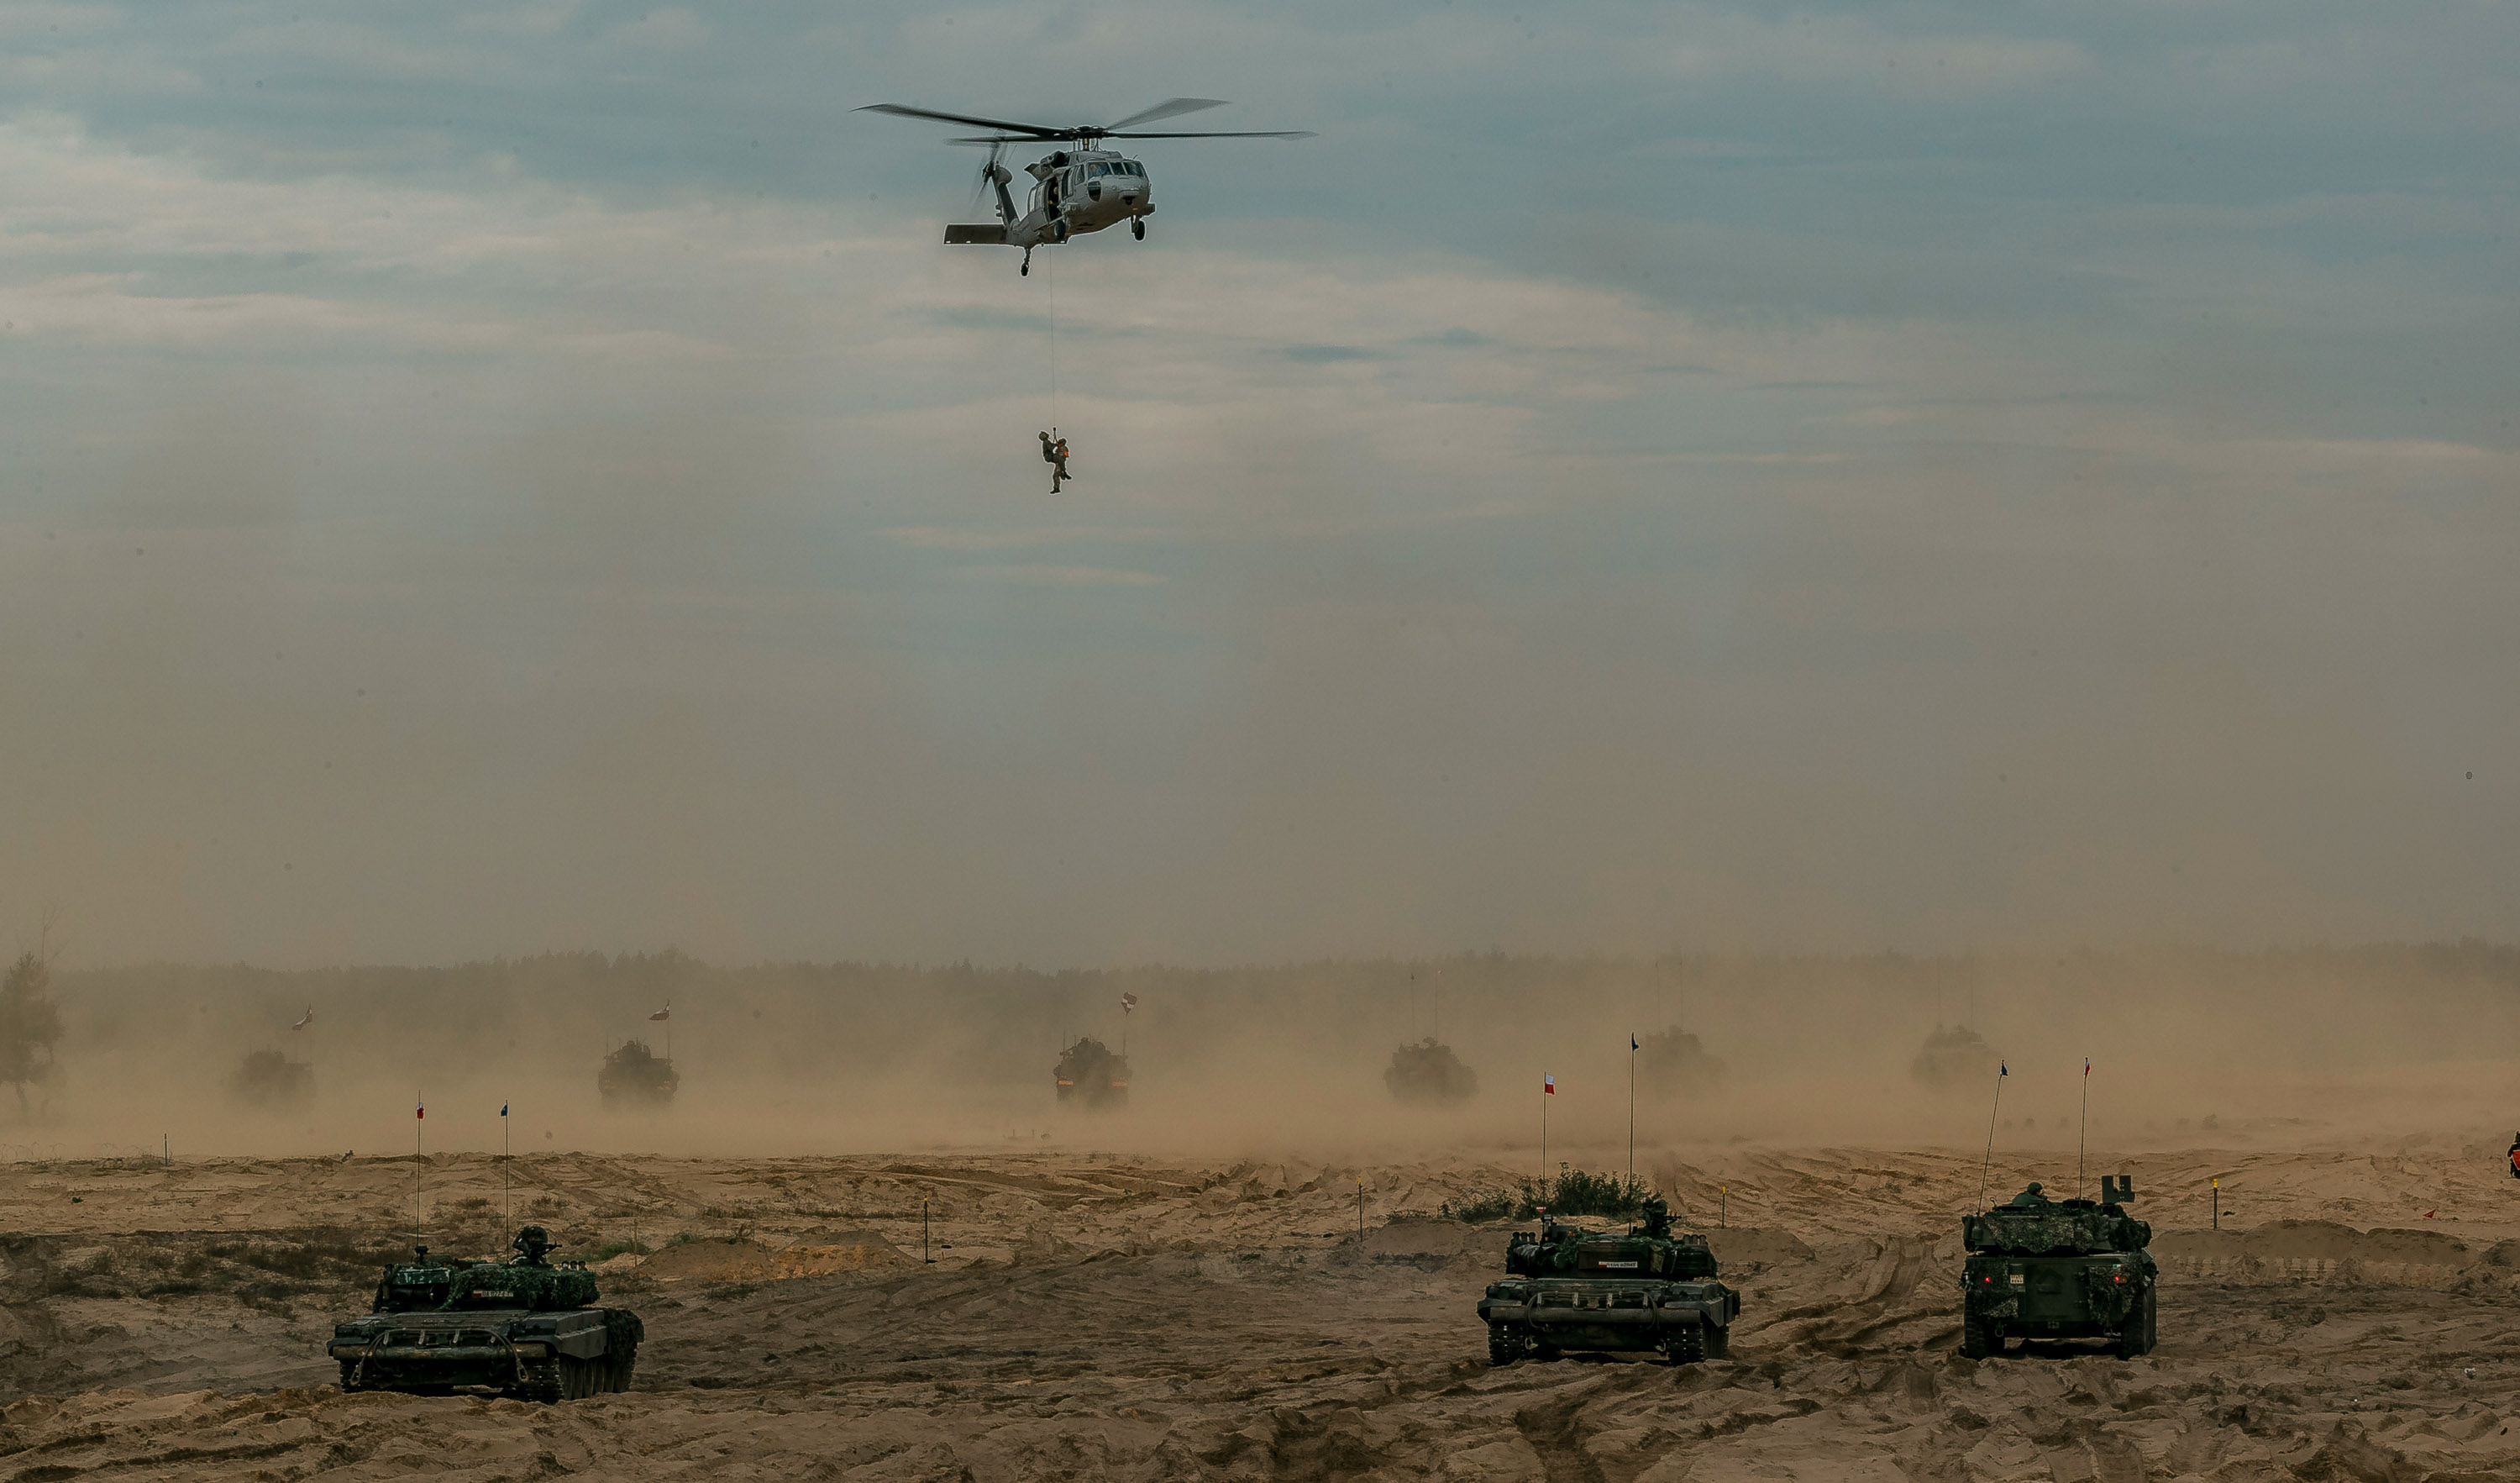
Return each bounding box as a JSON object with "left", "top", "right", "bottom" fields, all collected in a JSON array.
[{"left": 2212, "top": 1176, "right": 2220, "bottom": 1231}]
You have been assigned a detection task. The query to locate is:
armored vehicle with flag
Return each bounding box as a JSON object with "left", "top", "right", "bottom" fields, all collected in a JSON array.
[
  {"left": 328, "top": 1227, "right": 643, "bottom": 1400},
  {"left": 1961, "top": 1178, "right": 2156, "bottom": 1359},
  {"left": 1477, "top": 1199, "right": 1740, "bottom": 1365}
]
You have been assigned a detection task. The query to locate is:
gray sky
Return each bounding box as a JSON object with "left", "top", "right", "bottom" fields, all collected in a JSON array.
[{"left": 1, "top": 2, "right": 2512, "bottom": 966}]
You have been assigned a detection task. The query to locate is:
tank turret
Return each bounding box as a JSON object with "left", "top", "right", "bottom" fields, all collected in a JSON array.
[{"left": 1962, "top": 1180, "right": 2151, "bottom": 1256}]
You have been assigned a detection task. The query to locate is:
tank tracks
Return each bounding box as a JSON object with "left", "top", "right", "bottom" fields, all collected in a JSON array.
[
  {"left": 1962, "top": 1287, "right": 2155, "bottom": 1361},
  {"left": 517, "top": 1348, "right": 638, "bottom": 1401},
  {"left": 1486, "top": 1322, "right": 1726, "bottom": 1367},
  {"left": 1658, "top": 1325, "right": 1726, "bottom": 1364},
  {"left": 337, "top": 1343, "right": 638, "bottom": 1401}
]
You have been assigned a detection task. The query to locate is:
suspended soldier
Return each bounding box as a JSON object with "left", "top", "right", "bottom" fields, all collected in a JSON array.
[{"left": 1040, "top": 429, "right": 1072, "bottom": 493}]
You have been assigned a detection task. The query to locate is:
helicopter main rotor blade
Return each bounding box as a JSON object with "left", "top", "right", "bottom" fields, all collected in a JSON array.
[
  {"left": 1102, "top": 97, "right": 1227, "bottom": 131},
  {"left": 1107, "top": 129, "right": 1316, "bottom": 140},
  {"left": 858, "top": 103, "right": 1064, "bottom": 139}
]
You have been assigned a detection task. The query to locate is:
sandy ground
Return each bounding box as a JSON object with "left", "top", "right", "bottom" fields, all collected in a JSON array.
[{"left": 1, "top": 1138, "right": 2517, "bottom": 1480}]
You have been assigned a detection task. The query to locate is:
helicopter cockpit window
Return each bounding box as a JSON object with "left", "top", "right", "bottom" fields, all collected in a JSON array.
[{"left": 1088, "top": 163, "right": 1110, "bottom": 177}]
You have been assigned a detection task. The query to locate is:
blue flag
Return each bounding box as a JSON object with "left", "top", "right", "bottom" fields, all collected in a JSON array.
[
  {"left": 1630, "top": 1035, "right": 1639, "bottom": 1051},
  {"left": 501, "top": 1103, "right": 509, "bottom": 1117},
  {"left": 1999, "top": 1063, "right": 2008, "bottom": 1076}
]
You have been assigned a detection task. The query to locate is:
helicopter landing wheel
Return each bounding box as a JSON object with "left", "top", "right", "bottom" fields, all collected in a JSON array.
[
  {"left": 1132, "top": 218, "right": 1145, "bottom": 240},
  {"left": 1020, "top": 251, "right": 1031, "bottom": 277}
]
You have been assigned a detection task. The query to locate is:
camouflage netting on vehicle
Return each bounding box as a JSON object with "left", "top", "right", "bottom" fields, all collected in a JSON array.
[
  {"left": 1964, "top": 1206, "right": 2150, "bottom": 1255},
  {"left": 443, "top": 1264, "right": 601, "bottom": 1311},
  {"left": 1508, "top": 1228, "right": 1717, "bottom": 1281}
]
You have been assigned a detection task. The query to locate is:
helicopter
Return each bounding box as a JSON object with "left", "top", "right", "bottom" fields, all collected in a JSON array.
[{"left": 858, "top": 99, "right": 1313, "bottom": 276}]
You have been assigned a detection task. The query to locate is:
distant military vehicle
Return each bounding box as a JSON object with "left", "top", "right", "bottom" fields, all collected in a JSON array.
[
  {"left": 1478, "top": 1198, "right": 1740, "bottom": 1365},
  {"left": 226, "top": 1049, "right": 313, "bottom": 1112},
  {"left": 598, "top": 1039, "right": 678, "bottom": 1108},
  {"left": 1635, "top": 1027, "right": 1724, "bottom": 1100},
  {"left": 1911, "top": 1023, "right": 1998, "bottom": 1088},
  {"left": 1384, "top": 1038, "right": 1478, "bottom": 1103},
  {"left": 328, "top": 1226, "right": 643, "bottom": 1399},
  {"left": 1055, "top": 1036, "right": 1131, "bottom": 1108},
  {"left": 1961, "top": 1178, "right": 2156, "bottom": 1359}
]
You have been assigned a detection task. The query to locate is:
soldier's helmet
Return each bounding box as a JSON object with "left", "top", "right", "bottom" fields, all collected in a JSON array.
[{"left": 512, "top": 1226, "right": 555, "bottom": 1266}]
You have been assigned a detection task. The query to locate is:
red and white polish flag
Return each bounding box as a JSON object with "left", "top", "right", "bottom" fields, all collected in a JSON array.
[{"left": 1544, "top": 1075, "right": 1556, "bottom": 1096}]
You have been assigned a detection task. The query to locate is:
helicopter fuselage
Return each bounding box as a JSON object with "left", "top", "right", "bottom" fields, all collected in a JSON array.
[{"left": 949, "top": 149, "right": 1154, "bottom": 254}]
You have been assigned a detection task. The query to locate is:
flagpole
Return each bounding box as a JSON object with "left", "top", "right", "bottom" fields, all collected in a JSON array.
[
  {"left": 2077, "top": 1059, "right": 2090, "bottom": 1200},
  {"left": 1628, "top": 1035, "right": 1636, "bottom": 1190},
  {"left": 1977, "top": 1065, "right": 2005, "bottom": 1215},
  {"left": 1541, "top": 1082, "right": 1548, "bottom": 1191},
  {"left": 416, "top": 1091, "right": 423, "bottom": 1230},
  {"left": 501, "top": 1102, "right": 510, "bottom": 1224}
]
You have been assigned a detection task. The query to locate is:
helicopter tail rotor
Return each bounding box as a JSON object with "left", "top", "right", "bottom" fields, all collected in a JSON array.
[{"left": 969, "top": 139, "right": 1015, "bottom": 224}]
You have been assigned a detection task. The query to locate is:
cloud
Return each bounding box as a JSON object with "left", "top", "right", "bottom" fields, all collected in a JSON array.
[
  {"left": 0, "top": 0, "right": 2514, "bottom": 966},
  {"left": 956, "top": 564, "right": 1168, "bottom": 586}
]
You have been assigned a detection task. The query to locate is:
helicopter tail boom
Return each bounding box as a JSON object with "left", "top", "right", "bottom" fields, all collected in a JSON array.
[{"left": 943, "top": 224, "right": 1010, "bottom": 245}]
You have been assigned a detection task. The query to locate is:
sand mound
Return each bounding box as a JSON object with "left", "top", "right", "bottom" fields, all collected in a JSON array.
[
  {"left": 1365, "top": 1219, "right": 1474, "bottom": 1258},
  {"left": 1709, "top": 1226, "right": 1816, "bottom": 1268},
  {"left": 641, "top": 1233, "right": 911, "bottom": 1282},
  {"left": 2155, "top": 1218, "right": 2474, "bottom": 1266}
]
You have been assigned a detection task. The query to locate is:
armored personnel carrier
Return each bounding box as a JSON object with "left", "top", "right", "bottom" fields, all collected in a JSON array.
[
  {"left": 1961, "top": 1178, "right": 2156, "bottom": 1359},
  {"left": 1478, "top": 1198, "right": 1740, "bottom": 1365},
  {"left": 328, "top": 1227, "right": 643, "bottom": 1400},
  {"left": 1911, "top": 1023, "right": 1998, "bottom": 1088},
  {"left": 1055, "top": 1036, "right": 1131, "bottom": 1108},
  {"left": 1384, "top": 1038, "right": 1478, "bottom": 1103},
  {"left": 599, "top": 1039, "right": 678, "bottom": 1108},
  {"left": 1635, "top": 1026, "right": 1725, "bottom": 1100}
]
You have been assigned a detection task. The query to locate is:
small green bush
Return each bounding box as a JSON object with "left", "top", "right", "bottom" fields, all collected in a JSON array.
[{"left": 1441, "top": 1169, "right": 1654, "bottom": 1223}]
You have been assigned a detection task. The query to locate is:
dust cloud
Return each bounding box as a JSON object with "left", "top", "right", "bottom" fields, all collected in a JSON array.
[{"left": 29, "top": 943, "right": 2520, "bottom": 1166}]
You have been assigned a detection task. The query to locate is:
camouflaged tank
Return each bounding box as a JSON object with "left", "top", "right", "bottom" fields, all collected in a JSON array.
[
  {"left": 1961, "top": 1178, "right": 2156, "bottom": 1359},
  {"left": 327, "top": 1227, "right": 643, "bottom": 1400},
  {"left": 1477, "top": 1199, "right": 1740, "bottom": 1365}
]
